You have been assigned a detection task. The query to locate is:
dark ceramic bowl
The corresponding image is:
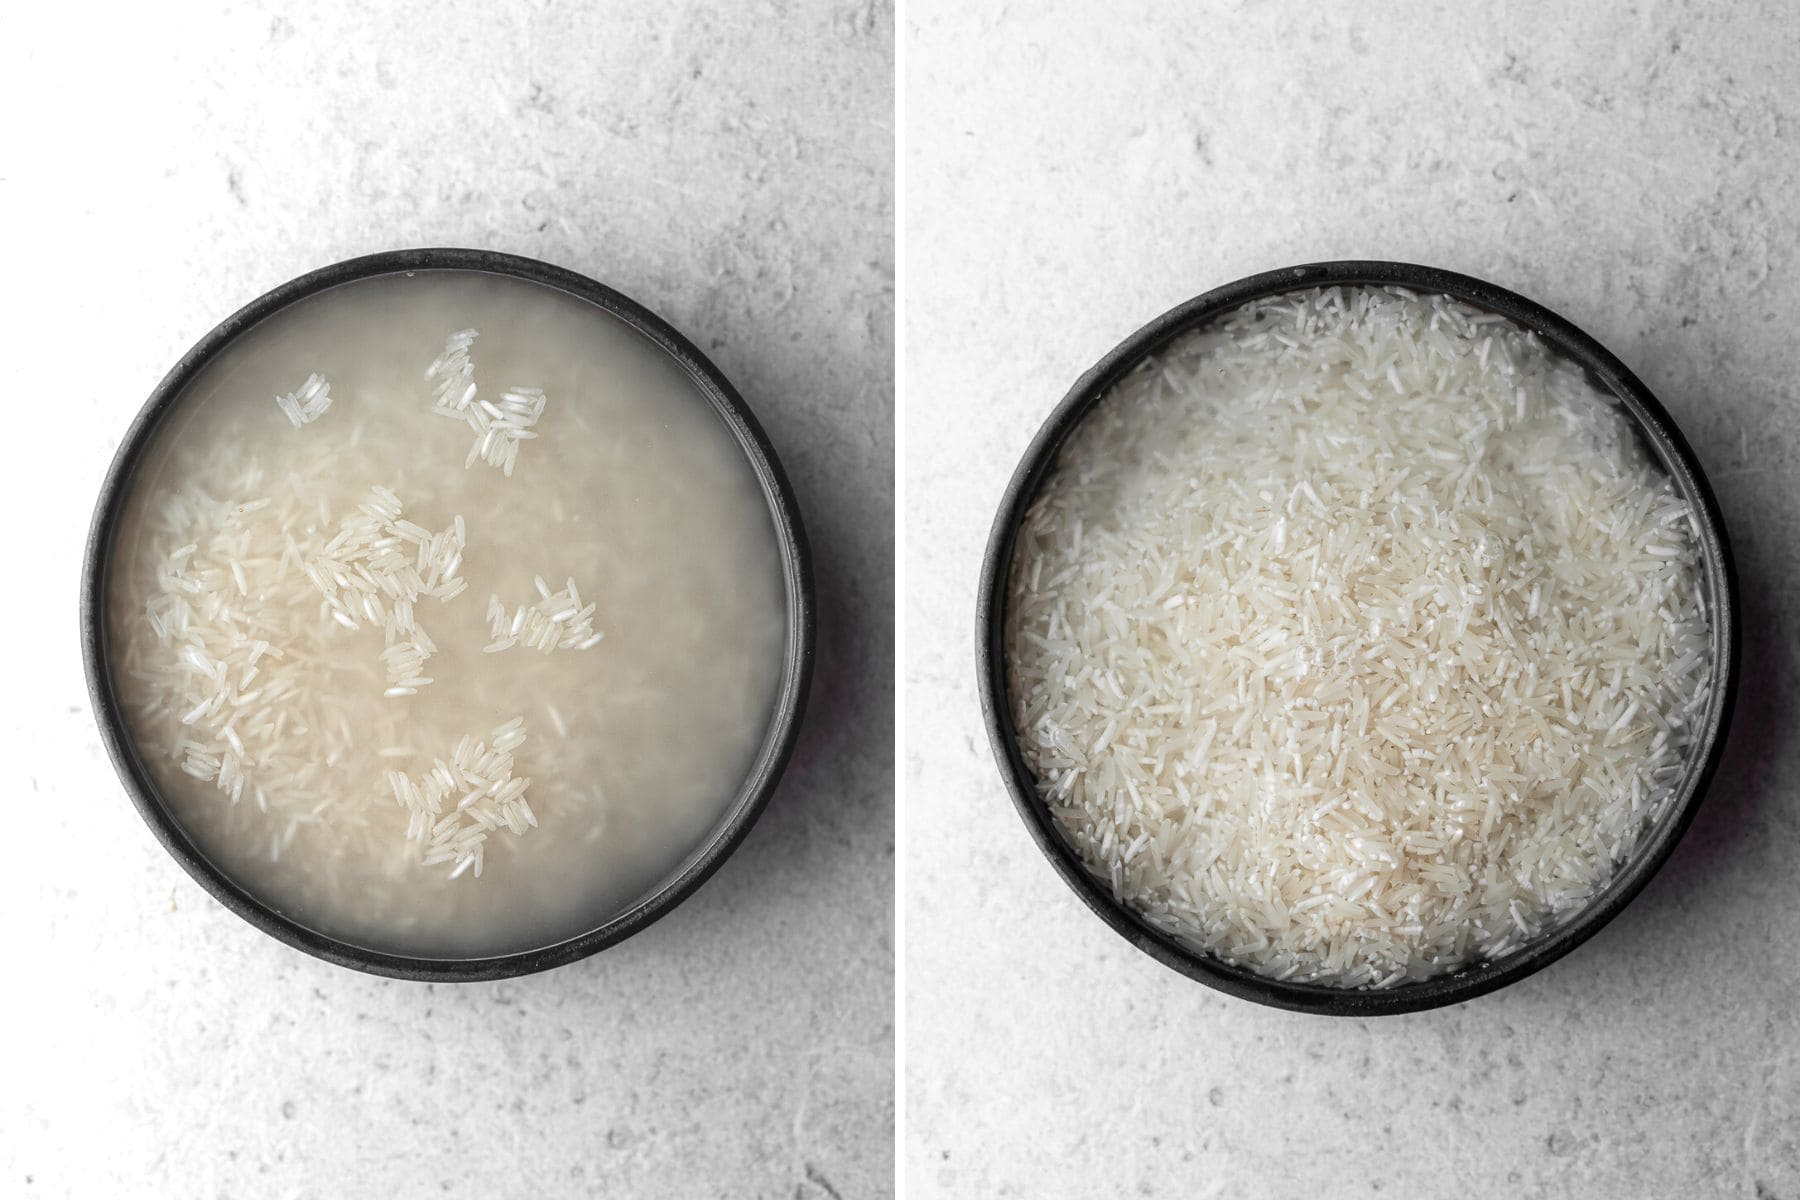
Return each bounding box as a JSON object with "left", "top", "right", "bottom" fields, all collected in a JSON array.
[
  {"left": 978, "top": 261, "right": 1739, "bottom": 1016},
  {"left": 82, "top": 248, "right": 814, "bottom": 981}
]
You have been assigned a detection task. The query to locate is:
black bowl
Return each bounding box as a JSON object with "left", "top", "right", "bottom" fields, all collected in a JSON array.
[
  {"left": 977, "top": 261, "right": 1739, "bottom": 1016},
  {"left": 81, "top": 248, "right": 815, "bottom": 981}
]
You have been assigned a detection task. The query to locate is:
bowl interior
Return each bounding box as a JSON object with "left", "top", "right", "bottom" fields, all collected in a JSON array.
[
  {"left": 83, "top": 249, "right": 815, "bottom": 980},
  {"left": 979, "top": 261, "right": 1738, "bottom": 1015}
]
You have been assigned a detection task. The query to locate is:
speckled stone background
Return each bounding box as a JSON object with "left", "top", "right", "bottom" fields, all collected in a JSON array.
[
  {"left": 906, "top": 3, "right": 1797, "bottom": 1197},
  {"left": 0, "top": 2, "right": 892, "bottom": 1197}
]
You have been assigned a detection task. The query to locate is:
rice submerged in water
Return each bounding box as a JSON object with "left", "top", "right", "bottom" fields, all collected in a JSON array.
[
  {"left": 1006, "top": 287, "right": 1712, "bottom": 988},
  {"left": 108, "top": 270, "right": 786, "bottom": 957}
]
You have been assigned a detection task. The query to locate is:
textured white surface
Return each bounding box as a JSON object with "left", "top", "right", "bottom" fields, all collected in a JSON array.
[
  {"left": 0, "top": 3, "right": 892, "bottom": 1198},
  {"left": 905, "top": 3, "right": 1799, "bottom": 1197}
]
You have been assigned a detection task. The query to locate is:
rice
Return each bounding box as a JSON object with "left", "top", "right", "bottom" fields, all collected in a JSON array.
[
  {"left": 128, "top": 362, "right": 515, "bottom": 880},
  {"left": 106, "top": 268, "right": 787, "bottom": 957},
  {"left": 1005, "top": 286, "right": 1713, "bottom": 988},
  {"left": 274, "top": 372, "right": 333, "bottom": 428},
  {"left": 483, "top": 577, "right": 602, "bottom": 654},
  {"left": 387, "top": 717, "right": 533, "bottom": 878},
  {"left": 132, "top": 470, "right": 430, "bottom": 858},
  {"left": 305, "top": 484, "right": 466, "bottom": 693},
  {"left": 427, "top": 330, "right": 549, "bottom": 476},
  {"left": 425, "top": 329, "right": 479, "bottom": 415}
]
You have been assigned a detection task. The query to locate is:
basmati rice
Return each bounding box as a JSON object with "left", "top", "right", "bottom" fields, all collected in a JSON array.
[
  {"left": 484, "top": 577, "right": 603, "bottom": 654},
  {"left": 1006, "top": 286, "right": 1712, "bottom": 988},
  {"left": 105, "top": 268, "right": 787, "bottom": 957},
  {"left": 304, "top": 485, "right": 466, "bottom": 693},
  {"left": 427, "top": 329, "right": 549, "bottom": 476},
  {"left": 387, "top": 717, "right": 533, "bottom": 877},
  {"left": 275, "top": 372, "right": 333, "bottom": 428}
]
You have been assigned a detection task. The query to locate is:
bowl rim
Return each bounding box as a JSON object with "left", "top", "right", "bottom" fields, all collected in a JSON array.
[
  {"left": 81, "top": 247, "right": 816, "bottom": 981},
  {"left": 976, "top": 260, "right": 1740, "bottom": 1016}
]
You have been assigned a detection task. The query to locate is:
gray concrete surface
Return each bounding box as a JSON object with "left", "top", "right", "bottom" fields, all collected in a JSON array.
[
  {"left": 0, "top": 2, "right": 892, "bottom": 1197},
  {"left": 905, "top": 3, "right": 1799, "bottom": 1196}
]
